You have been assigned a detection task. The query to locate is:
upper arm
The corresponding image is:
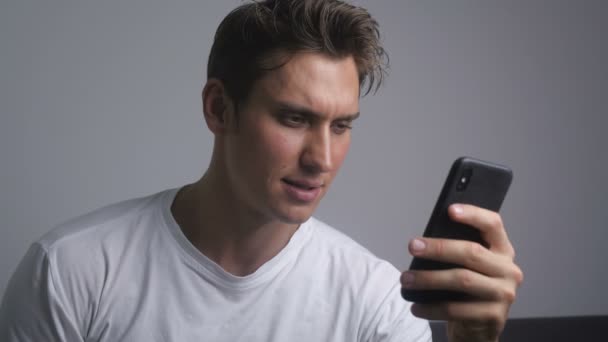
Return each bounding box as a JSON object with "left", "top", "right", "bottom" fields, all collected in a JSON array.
[
  {"left": 0, "top": 243, "right": 85, "bottom": 342},
  {"left": 359, "top": 261, "right": 432, "bottom": 342}
]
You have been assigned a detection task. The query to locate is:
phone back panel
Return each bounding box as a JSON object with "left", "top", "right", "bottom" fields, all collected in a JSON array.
[{"left": 402, "top": 157, "right": 513, "bottom": 303}]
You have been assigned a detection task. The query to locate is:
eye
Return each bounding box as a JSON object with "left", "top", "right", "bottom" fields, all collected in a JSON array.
[
  {"left": 332, "top": 121, "right": 353, "bottom": 135},
  {"left": 280, "top": 113, "right": 308, "bottom": 127}
]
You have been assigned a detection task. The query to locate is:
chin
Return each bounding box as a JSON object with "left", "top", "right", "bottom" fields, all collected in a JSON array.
[
  {"left": 277, "top": 212, "right": 313, "bottom": 225},
  {"left": 283, "top": 215, "right": 311, "bottom": 225},
  {"left": 273, "top": 205, "right": 316, "bottom": 225}
]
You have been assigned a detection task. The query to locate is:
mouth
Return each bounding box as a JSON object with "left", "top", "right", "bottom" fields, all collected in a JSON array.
[
  {"left": 281, "top": 178, "right": 323, "bottom": 203},
  {"left": 282, "top": 178, "right": 322, "bottom": 190}
]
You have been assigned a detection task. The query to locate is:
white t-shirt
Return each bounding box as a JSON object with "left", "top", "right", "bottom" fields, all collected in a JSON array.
[{"left": 0, "top": 188, "right": 431, "bottom": 341}]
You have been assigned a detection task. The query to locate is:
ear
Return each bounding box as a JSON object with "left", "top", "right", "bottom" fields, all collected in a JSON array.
[{"left": 202, "top": 79, "right": 235, "bottom": 135}]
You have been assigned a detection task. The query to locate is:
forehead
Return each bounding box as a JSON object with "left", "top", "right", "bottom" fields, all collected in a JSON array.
[{"left": 254, "top": 52, "right": 360, "bottom": 117}]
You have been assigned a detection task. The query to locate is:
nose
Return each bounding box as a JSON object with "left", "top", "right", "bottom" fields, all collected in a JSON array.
[{"left": 300, "top": 127, "right": 333, "bottom": 174}]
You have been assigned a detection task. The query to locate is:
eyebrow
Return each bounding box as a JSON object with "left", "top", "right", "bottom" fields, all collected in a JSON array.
[{"left": 275, "top": 101, "right": 360, "bottom": 121}]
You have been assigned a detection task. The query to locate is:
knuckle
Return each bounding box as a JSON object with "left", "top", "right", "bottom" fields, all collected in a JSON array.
[
  {"left": 501, "top": 287, "right": 517, "bottom": 303},
  {"left": 486, "top": 306, "right": 504, "bottom": 325},
  {"left": 512, "top": 266, "right": 525, "bottom": 286},
  {"left": 457, "top": 269, "right": 474, "bottom": 290},
  {"left": 489, "top": 213, "right": 503, "bottom": 229},
  {"left": 507, "top": 245, "right": 516, "bottom": 260},
  {"left": 445, "top": 304, "right": 459, "bottom": 320},
  {"left": 434, "top": 239, "right": 446, "bottom": 258},
  {"left": 422, "top": 272, "right": 440, "bottom": 288},
  {"left": 467, "top": 242, "right": 484, "bottom": 265}
]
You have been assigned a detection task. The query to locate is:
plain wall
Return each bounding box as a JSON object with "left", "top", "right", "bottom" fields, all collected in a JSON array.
[{"left": 1, "top": 0, "right": 606, "bottom": 318}]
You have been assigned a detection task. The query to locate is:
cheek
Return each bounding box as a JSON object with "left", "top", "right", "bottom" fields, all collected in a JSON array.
[
  {"left": 251, "top": 122, "right": 303, "bottom": 170},
  {"left": 266, "top": 132, "right": 303, "bottom": 172},
  {"left": 331, "top": 138, "right": 351, "bottom": 170}
]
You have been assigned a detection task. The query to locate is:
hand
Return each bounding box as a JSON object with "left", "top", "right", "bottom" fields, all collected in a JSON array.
[{"left": 400, "top": 204, "right": 523, "bottom": 342}]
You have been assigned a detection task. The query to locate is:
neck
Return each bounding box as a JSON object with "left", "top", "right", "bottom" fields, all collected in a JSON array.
[{"left": 171, "top": 168, "right": 299, "bottom": 277}]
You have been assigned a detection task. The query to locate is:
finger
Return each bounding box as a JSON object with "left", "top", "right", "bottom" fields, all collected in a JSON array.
[
  {"left": 449, "top": 204, "right": 515, "bottom": 257},
  {"left": 410, "top": 301, "right": 507, "bottom": 326},
  {"left": 409, "top": 237, "right": 512, "bottom": 278},
  {"left": 401, "top": 269, "right": 517, "bottom": 302}
]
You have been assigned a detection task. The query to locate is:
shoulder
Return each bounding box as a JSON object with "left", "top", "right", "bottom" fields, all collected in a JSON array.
[
  {"left": 28, "top": 189, "right": 177, "bottom": 295},
  {"left": 0, "top": 190, "right": 175, "bottom": 339},
  {"left": 37, "top": 188, "right": 174, "bottom": 256}
]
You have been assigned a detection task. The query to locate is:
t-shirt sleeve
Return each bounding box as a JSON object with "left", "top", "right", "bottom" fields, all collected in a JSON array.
[
  {"left": 360, "top": 261, "right": 432, "bottom": 342},
  {"left": 0, "top": 243, "right": 84, "bottom": 341}
]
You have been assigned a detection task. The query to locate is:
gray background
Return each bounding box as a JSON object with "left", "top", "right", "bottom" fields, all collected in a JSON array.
[{"left": 1, "top": 0, "right": 606, "bottom": 318}]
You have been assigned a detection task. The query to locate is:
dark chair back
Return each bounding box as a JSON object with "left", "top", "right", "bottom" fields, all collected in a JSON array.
[{"left": 429, "top": 316, "right": 608, "bottom": 342}]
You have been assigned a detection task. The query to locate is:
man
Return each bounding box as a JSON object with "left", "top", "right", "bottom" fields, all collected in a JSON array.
[{"left": 0, "top": 0, "right": 522, "bottom": 341}]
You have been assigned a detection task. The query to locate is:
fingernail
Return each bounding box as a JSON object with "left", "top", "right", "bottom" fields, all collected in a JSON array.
[
  {"left": 403, "top": 272, "right": 415, "bottom": 288},
  {"left": 452, "top": 204, "right": 464, "bottom": 215},
  {"left": 411, "top": 239, "right": 426, "bottom": 252}
]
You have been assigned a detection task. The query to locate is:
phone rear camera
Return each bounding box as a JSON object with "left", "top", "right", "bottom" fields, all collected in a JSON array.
[{"left": 456, "top": 169, "right": 473, "bottom": 191}]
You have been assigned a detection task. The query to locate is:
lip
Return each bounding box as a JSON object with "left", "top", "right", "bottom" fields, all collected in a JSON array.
[
  {"left": 283, "top": 178, "right": 324, "bottom": 189},
  {"left": 281, "top": 178, "right": 323, "bottom": 203}
]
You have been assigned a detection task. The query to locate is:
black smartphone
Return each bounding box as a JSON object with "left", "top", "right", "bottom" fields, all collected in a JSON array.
[{"left": 401, "top": 156, "right": 513, "bottom": 303}]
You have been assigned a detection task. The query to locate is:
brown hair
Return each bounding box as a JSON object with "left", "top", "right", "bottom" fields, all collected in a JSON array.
[{"left": 207, "top": 0, "right": 388, "bottom": 106}]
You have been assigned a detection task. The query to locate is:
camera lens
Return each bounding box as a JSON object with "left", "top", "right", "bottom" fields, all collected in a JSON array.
[{"left": 456, "top": 169, "right": 472, "bottom": 191}]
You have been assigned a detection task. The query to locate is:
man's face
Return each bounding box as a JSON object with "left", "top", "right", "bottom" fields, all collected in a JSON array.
[{"left": 222, "top": 52, "right": 360, "bottom": 224}]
